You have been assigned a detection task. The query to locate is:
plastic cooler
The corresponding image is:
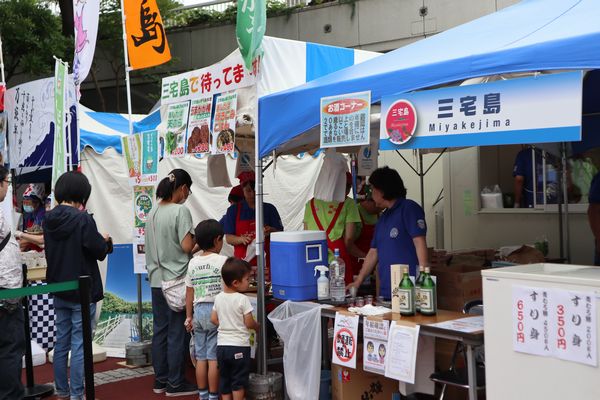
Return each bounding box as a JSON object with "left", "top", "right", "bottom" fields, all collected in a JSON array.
[{"left": 270, "top": 231, "right": 327, "bottom": 301}]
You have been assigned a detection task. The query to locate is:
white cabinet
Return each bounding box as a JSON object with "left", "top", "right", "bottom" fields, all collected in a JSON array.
[{"left": 482, "top": 264, "right": 600, "bottom": 400}]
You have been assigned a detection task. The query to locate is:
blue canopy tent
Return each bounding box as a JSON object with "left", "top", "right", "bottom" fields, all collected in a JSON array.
[
  {"left": 252, "top": 0, "right": 600, "bottom": 379},
  {"left": 258, "top": 0, "right": 600, "bottom": 157}
]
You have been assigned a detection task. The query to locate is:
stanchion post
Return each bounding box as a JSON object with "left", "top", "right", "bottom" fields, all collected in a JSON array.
[
  {"left": 22, "top": 265, "right": 35, "bottom": 387},
  {"left": 79, "top": 276, "right": 95, "bottom": 400}
]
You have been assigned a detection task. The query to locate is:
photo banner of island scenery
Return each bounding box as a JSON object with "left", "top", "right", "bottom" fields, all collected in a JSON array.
[
  {"left": 379, "top": 71, "right": 582, "bottom": 151},
  {"left": 94, "top": 185, "right": 155, "bottom": 357},
  {"left": 160, "top": 49, "right": 257, "bottom": 157},
  {"left": 95, "top": 139, "right": 157, "bottom": 357}
]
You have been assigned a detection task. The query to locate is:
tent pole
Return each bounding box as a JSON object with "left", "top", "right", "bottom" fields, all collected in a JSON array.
[
  {"left": 119, "top": 0, "right": 134, "bottom": 138},
  {"left": 561, "top": 142, "right": 570, "bottom": 263},
  {"left": 419, "top": 150, "right": 425, "bottom": 208},
  {"left": 255, "top": 92, "right": 267, "bottom": 376}
]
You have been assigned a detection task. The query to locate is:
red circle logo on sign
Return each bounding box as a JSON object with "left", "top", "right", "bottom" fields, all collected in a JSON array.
[
  {"left": 385, "top": 99, "right": 417, "bottom": 145},
  {"left": 335, "top": 328, "right": 356, "bottom": 363}
]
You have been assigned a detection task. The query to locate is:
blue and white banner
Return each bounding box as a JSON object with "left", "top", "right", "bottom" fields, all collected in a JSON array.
[{"left": 380, "top": 72, "right": 583, "bottom": 150}]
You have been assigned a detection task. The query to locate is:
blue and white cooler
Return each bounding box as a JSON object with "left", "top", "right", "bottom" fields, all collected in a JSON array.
[{"left": 270, "top": 231, "right": 328, "bottom": 301}]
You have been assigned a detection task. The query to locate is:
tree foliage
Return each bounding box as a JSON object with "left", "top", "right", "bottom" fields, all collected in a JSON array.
[
  {"left": 101, "top": 291, "right": 152, "bottom": 314},
  {"left": 0, "top": 0, "right": 71, "bottom": 82}
]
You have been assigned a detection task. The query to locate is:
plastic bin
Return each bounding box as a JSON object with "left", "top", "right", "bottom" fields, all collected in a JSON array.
[{"left": 270, "top": 231, "right": 327, "bottom": 301}]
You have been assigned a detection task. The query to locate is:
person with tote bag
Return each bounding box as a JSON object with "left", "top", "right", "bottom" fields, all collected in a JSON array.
[{"left": 146, "top": 169, "right": 197, "bottom": 397}]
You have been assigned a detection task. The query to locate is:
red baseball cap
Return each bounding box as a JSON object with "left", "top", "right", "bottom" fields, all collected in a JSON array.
[
  {"left": 229, "top": 185, "right": 243, "bottom": 198},
  {"left": 237, "top": 171, "right": 255, "bottom": 186}
]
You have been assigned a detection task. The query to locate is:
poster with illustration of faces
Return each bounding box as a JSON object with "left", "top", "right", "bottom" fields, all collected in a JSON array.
[{"left": 363, "top": 318, "right": 389, "bottom": 375}]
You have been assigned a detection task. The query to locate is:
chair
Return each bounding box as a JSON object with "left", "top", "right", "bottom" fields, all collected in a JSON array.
[{"left": 429, "top": 300, "right": 485, "bottom": 400}]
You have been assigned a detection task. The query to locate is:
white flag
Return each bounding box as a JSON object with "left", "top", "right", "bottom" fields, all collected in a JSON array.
[{"left": 73, "top": 0, "right": 100, "bottom": 87}]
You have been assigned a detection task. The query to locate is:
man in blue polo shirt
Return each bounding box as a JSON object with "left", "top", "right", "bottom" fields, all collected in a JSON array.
[
  {"left": 348, "top": 167, "right": 428, "bottom": 299},
  {"left": 587, "top": 172, "right": 600, "bottom": 265}
]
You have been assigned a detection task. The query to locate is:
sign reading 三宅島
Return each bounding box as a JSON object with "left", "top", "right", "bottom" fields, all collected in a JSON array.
[{"left": 380, "top": 71, "right": 583, "bottom": 150}]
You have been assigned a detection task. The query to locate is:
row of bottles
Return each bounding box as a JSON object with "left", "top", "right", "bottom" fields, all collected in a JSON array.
[
  {"left": 314, "top": 248, "right": 346, "bottom": 302},
  {"left": 397, "top": 265, "right": 437, "bottom": 316}
]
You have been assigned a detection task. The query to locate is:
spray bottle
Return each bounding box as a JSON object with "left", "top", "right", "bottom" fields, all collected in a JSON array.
[{"left": 314, "top": 265, "right": 330, "bottom": 300}]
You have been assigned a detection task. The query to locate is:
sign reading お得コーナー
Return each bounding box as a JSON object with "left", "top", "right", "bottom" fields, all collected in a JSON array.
[
  {"left": 320, "top": 91, "right": 371, "bottom": 149},
  {"left": 380, "top": 71, "right": 583, "bottom": 150},
  {"left": 161, "top": 52, "right": 257, "bottom": 106}
]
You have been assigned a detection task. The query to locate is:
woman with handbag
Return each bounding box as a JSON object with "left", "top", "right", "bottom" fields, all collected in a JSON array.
[{"left": 145, "top": 169, "right": 197, "bottom": 396}]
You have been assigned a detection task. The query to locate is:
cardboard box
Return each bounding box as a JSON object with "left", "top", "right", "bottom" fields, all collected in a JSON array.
[
  {"left": 331, "top": 361, "right": 398, "bottom": 400},
  {"left": 431, "top": 265, "right": 487, "bottom": 312}
]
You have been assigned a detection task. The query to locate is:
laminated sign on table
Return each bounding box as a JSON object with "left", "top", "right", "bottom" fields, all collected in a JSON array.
[{"left": 332, "top": 312, "right": 360, "bottom": 369}]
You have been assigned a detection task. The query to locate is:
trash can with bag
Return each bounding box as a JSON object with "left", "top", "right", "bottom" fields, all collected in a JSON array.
[{"left": 268, "top": 301, "right": 327, "bottom": 400}]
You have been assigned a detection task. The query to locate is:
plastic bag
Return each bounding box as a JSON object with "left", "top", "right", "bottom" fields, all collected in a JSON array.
[
  {"left": 480, "top": 184, "right": 503, "bottom": 208},
  {"left": 268, "top": 301, "right": 325, "bottom": 400}
]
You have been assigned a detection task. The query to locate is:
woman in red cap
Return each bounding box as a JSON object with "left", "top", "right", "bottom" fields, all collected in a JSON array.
[{"left": 221, "top": 171, "right": 283, "bottom": 280}]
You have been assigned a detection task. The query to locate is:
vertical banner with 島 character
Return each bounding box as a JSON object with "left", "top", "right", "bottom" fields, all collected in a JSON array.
[
  {"left": 186, "top": 95, "right": 213, "bottom": 154},
  {"left": 133, "top": 185, "right": 154, "bottom": 274},
  {"left": 124, "top": 0, "right": 171, "bottom": 70},
  {"left": 122, "top": 133, "right": 142, "bottom": 185},
  {"left": 141, "top": 130, "right": 158, "bottom": 184},
  {"left": 165, "top": 101, "right": 190, "bottom": 158},
  {"left": 213, "top": 93, "right": 237, "bottom": 154},
  {"left": 320, "top": 91, "right": 371, "bottom": 149}
]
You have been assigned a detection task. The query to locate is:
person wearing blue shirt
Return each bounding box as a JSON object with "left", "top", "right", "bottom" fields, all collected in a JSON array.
[
  {"left": 587, "top": 172, "right": 600, "bottom": 265},
  {"left": 221, "top": 172, "right": 283, "bottom": 279},
  {"left": 513, "top": 146, "right": 559, "bottom": 208},
  {"left": 348, "top": 167, "right": 429, "bottom": 300}
]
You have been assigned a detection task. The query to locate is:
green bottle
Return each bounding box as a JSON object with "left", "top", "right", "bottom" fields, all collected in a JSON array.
[
  {"left": 419, "top": 267, "right": 437, "bottom": 316},
  {"left": 415, "top": 265, "right": 425, "bottom": 313},
  {"left": 398, "top": 266, "right": 415, "bottom": 316}
]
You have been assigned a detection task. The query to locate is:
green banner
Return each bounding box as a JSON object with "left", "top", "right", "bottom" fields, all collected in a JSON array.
[
  {"left": 236, "top": 0, "right": 266, "bottom": 70},
  {"left": 52, "top": 59, "right": 68, "bottom": 189}
]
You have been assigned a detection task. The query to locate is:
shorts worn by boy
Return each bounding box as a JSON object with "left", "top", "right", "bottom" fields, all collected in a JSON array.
[
  {"left": 213, "top": 292, "right": 254, "bottom": 394},
  {"left": 185, "top": 253, "right": 227, "bottom": 361}
]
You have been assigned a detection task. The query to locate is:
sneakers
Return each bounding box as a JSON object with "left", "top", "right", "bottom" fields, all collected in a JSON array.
[
  {"left": 165, "top": 382, "right": 198, "bottom": 397},
  {"left": 153, "top": 380, "right": 167, "bottom": 394}
]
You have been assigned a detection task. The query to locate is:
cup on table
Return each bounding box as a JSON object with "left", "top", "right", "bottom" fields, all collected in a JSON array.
[
  {"left": 349, "top": 286, "right": 357, "bottom": 299},
  {"left": 376, "top": 296, "right": 385, "bottom": 306},
  {"left": 355, "top": 296, "right": 365, "bottom": 307},
  {"left": 365, "top": 295, "right": 373, "bottom": 305}
]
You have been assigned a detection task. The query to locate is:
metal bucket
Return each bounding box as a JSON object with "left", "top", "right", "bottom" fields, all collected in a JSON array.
[{"left": 247, "top": 372, "right": 284, "bottom": 400}]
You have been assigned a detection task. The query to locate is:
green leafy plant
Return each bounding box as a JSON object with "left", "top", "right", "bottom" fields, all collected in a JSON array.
[{"left": 0, "top": 0, "right": 71, "bottom": 82}]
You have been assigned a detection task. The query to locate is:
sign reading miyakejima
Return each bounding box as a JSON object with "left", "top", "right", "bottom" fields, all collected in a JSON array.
[{"left": 380, "top": 71, "right": 583, "bottom": 150}]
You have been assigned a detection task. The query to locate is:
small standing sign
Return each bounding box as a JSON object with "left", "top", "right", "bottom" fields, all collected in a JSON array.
[{"left": 332, "top": 312, "right": 360, "bottom": 369}]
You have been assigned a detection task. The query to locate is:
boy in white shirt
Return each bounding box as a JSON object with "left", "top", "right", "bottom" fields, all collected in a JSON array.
[
  {"left": 210, "top": 258, "right": 259, "bottom": 400},
  {"left": 184, "top": 220, "right": 227, "bottom": 400}
]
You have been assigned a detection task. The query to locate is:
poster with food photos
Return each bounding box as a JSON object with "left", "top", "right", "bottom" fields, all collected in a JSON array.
[
  {"left": 165, "top": 101, "right": 190, "bottom": 158},
  {"left": 212, "top": 93, "right": 237, "bottom": 154},
  {"left": 186, "top": 95, "right": 213, "bottom": 154}
]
